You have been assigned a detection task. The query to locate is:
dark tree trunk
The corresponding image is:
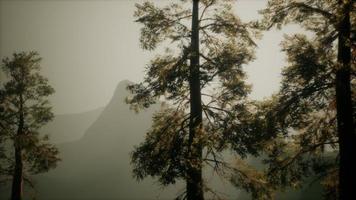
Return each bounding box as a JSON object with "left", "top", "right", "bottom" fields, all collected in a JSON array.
[
  {"left": 336, "top": 2, "right": 355, "bottom": 200},
  {"left": 11, "top": 94, "right": 24, "bottom": 200},
  {"left": 187, "top": 0, "right": 204, "bottom": 200},
  {"left": 11, "top": 146, "right": 23, "bottom": 200}
]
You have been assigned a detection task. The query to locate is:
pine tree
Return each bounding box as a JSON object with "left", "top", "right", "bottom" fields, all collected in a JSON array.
[
  {"left": 0, "top": 51, "right": 60, "bottom": 200},
  {"left": 258, "top": 1, "right": 355, "bottom": 199},
  {"left": 127, "top": 0, "right": 271, "bottom": 199}
]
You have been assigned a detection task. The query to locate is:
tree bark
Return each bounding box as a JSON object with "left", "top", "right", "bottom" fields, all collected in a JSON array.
[
  {"left": 336, "top": 2, "right": 355, "bottom": 200},
  {"left": 11, "top": 146, "right": 23, "bottom": 200},
  {"left": 187, "top": 0, "right": 204, "bottom": 200},
  {"left": 11, "top": 94, "right": 24, "bottom": 200}
]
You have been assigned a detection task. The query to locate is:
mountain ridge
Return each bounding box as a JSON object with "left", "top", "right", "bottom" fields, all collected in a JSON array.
[
  {"left": 1, "top": 80, "right": 323, "bottom": 200},
  {"left": 41, "top": 107, "right": 104, "bottom": 144},
  {"left": 34, "top": 80, "right": 182, "bottom": 200}
]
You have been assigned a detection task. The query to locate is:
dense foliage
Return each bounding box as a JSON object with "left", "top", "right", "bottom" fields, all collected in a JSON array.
[
  {"left": 127, "top": 0, "right": 271, "bottom": 199},
  {"left": 257, "top": 0, "right": 355, "bottom": 199},
  {"left": 0, "top": 52, "right": 60, "bottom": 199}
]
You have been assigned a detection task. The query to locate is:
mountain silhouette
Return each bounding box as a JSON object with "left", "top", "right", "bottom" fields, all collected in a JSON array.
[
  {"left": 0, "top": 80, "right": 322, "bottom": 200},
  {"left": 34, "top": 80, "right": 181, "bottom": 200},
  {"left": 40, "top": 107, "right": 104, "bottom": 144}
]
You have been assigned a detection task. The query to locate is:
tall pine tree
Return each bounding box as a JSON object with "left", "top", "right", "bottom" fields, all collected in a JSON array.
[
  {"left": 127, "top": 0, "right": 270, "bottom": 199},
  {"left": 258, "top": 1, "right": 355, "bottom": 199},
  {"left": 0, "top": 52, "right": 60, "bottom": 200}
]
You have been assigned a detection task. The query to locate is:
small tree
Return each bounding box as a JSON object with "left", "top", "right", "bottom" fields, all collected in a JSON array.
[
  {"left": 0, "top": 51, "right": 60, "bottom": 200},
  {"left": 127, "top": 1, "right": 271, "bottom": 199},
  {"left": 257, "top": 0, "right": 355, "bottom": 199}
]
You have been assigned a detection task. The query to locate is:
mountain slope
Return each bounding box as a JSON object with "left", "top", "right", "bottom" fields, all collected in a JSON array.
[
  {"left": 0, "top": 80, "right": 323, "bottom": 200},
  {"left": 35, "top": 80, "right": 182, "bottom": 200},
  {"left": 35, "top": 80, "right": 321, "bottom": 200},
  {"left": 40, "top": 107, "right": 104, "bottom": 143}
]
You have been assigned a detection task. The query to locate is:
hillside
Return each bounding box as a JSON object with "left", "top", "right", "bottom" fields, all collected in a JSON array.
[
  {"left": 33, "top": 80, "right": 323, "bottom": 200},
  {"left": 34, "top": 80, "right": 182, "bottom": 200},
  {"left": 0, "top": 80, "right": 323, "bottom": 200},
  {"left": 40, "top": 107, "right": 104, "bottom": 144}
]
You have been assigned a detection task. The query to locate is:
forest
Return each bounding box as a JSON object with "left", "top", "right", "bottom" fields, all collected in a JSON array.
[{"left": 0, "top": 0, "right": 355, "bottom": 200}]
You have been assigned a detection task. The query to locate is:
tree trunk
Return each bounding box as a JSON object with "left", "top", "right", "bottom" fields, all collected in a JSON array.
[
  {"left": 11, "top": 94, "right": 24, "bottom": 200},
  {"left": 187, "top": 0, "right": 204, "bottom": 200},
  {"left": 336, "top": 2, "right": 355, "bottom": 200},
  {"left": 11, "top": 146, "right": 23, "bottom": 200}
]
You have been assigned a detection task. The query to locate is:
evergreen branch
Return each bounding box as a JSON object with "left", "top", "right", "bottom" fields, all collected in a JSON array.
[
  {"left": 202, "top": 104, "right": 231, "bottom": 115},
  {"left": 265, "top": 2, "right": 336, "bottom": 30},
  {"left": 23, "top": 175, "right": 36, "bottom": 189},
  {"left": 202, "top": 107, "right": 214, "bottom": 127},
  {"left": 199, "top": 0, "right": 216, "bottom": 21},
  {"left": 289, "top": 3, "right": 336, "bottom": 21},
  {"left": 274, "top": 82, "right": 333, "bottom": 121},
  {"left": 308, "top": 167, "right": 338, "bottom": 187},
  {"left": 268, "top": 140, "right": 339, "bottom": 176}
]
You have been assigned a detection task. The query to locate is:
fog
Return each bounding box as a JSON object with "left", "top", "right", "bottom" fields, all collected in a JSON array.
[
  {"left": 0, "top": 0, "right": 303, "bottom": 114},
  {"left": 0, "top": 1, "right": 327, "bottom": 200}
]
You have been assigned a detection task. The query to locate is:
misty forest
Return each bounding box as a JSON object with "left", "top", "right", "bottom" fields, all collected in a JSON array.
[{"left": 0, "top": 0, "right": 355, "bottom": 200}]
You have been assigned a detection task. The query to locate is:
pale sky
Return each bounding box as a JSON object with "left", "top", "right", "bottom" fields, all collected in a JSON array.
[{"left": 0, "top": 0, "right": 304, "bottom": 114}]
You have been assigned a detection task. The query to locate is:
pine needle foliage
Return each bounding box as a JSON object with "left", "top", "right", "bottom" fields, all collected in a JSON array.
[
  {"left": 258, "top": 1, "right": 355, "bottom": 199},
  {"left": 127, "top": 0, "right": 272, "bottom": 199},
  {"left": 0, "top": 52, "right": 60, "bottom": 200}
]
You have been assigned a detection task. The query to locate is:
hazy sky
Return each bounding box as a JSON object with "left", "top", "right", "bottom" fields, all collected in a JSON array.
[{"left": 0, "top": 0, "right": 304, "bottom": 114}]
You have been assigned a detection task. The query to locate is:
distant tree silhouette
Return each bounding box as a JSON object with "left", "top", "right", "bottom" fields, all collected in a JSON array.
[
  {"left": 257, "top": 1, "right": 355, "bottom": 199},
  {"left": 127, "top": 0, "right": 271, "bottom": 199},
  {"left": 0, "top": 52, "right": 60, "bottom": 200}
]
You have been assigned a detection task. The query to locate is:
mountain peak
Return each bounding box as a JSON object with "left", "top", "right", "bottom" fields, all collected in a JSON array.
[
  {"left": 109, "top": 80, "right": 134, "bottom": 104},
  {"left": 117, "top": 79, "right": 133, "bottom": 88}
]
